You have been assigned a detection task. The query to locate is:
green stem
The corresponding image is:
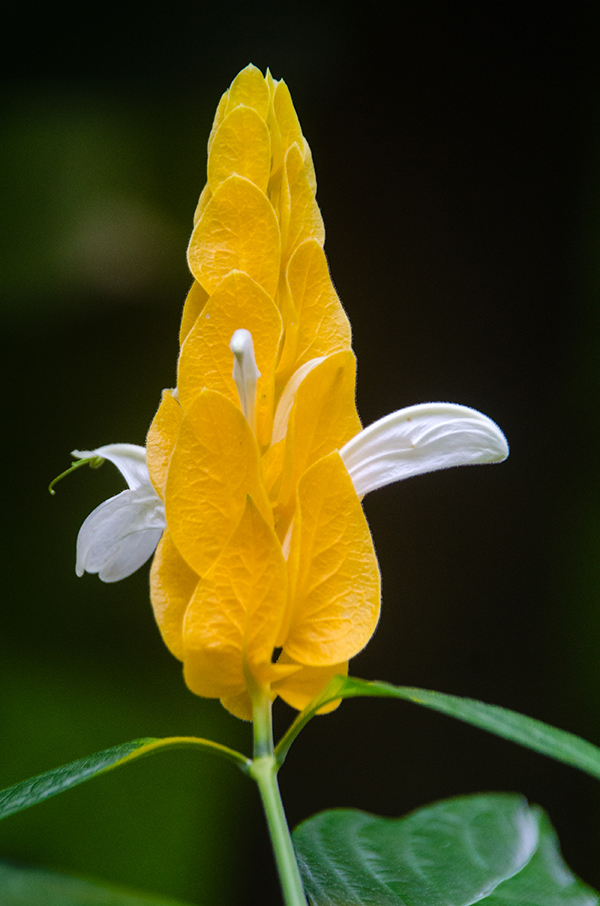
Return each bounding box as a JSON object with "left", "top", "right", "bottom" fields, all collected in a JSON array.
[
  {"left": 252, "top": 688, "right": 274, "bottom": 759},
  {"left": 250, "top": 692, "right": 308, "bottom": 906}
]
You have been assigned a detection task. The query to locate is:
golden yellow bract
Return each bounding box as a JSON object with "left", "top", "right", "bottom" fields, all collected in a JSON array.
[
  {"left": 182, "top": 497, "right": 294, "bottom": 699},
  {"left": 177, "top": 270, "right": 282, "bottom": 448},
  {"left": 189, "top": 175, "right": 282, "bottom": 297},
  {"left": 147, "top": 64, "right": 380, "bottom": 720}
]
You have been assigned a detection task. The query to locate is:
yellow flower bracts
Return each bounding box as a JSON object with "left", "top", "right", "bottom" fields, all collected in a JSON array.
[{"left": 146, "top": 65, "right": 380, "bottom": 720}]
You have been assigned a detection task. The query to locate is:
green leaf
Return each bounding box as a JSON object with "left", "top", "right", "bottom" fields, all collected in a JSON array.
[
  {"left": 0, "top": 736, "right": 250, "bottom": 821},
  {"left": 276, "top": 677, "right": 600, "bottom": 783},
  {"left": 0, "top": 859, "right": 195, "bottom": 905},
  {"left": 293, "top": 793, "right": 598, "bottom": 906}
]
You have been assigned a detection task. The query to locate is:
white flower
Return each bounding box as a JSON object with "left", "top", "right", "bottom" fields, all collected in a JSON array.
[
  {"left": 340, "top": 403, "right": 508, "bottom": 497},
  {"left": 73, "top": 444, "right": 166, "bottom": 583},
  {"left": 70, "top": 404, "right": 507, "bottom": 584}
]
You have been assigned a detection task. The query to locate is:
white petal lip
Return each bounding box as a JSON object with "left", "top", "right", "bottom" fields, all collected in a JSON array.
[
  {"left": 72, "top": 444, "right": 149, "bottom": 490},
  {"left": 74, "top": 444, "right": 166, "bottom": 583},
  {"left": 340, "top": 403, "right": 509, "bottom": 498}
]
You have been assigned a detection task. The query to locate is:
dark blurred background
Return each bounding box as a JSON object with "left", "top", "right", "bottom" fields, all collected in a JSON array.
[{"left": 1, "top": 1, "right": 599, "bottom": 902}]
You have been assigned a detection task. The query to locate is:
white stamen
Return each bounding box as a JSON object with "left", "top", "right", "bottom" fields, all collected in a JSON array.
[{"left": 230, "top": 329, "right": 261, "bottom": 433}]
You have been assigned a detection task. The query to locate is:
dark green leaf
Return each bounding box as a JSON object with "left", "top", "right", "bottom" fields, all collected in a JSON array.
[
  {"left": 293, "top": 793, "right": 598, "bottom": 906},
  {"left": 0, "top": 740, "right": 155, "bottom": 820},
  {"left": 0, "top": 860, "right": 194, "bottom": 905},
  {"left": 0, "top": 736, "right": 250, "bottom": 821},
  {"left": 276, "top": 677, "right": 600, "bottom": 783}
]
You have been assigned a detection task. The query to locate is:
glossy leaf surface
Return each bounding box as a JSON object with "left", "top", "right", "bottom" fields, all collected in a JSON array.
[
  {"left": 293, "top": 794, "right": 597, "bottom": 906},
  {"left": 0, "top": 737, "right": 250, "bottom": 821},
  {"left": 277, "top": 677, "right": 600, "bottom": 780}
]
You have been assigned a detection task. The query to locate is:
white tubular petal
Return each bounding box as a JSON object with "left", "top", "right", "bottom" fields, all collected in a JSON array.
[
  {"left": 271, "top": 357, "right": 325, "bottom": 444},
  {"left": 230, "top": 329, "right": 260, "bottom": 432},
  {"left": 76, "top": 487, "right": 166, "bottom": 582},
  {"left": 340, "top": 403, "right": 509, "bottom": 497},
  {"left": 72, "top": 444, "right": 149, "bottom": 491}
]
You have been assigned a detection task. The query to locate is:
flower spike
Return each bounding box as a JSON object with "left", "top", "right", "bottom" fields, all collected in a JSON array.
[
  {"left": 62, "top": 66, "right": 509, "bottom": 719},
  {"left": 340, "top": 403, "right": 509, "bottom": 497}
]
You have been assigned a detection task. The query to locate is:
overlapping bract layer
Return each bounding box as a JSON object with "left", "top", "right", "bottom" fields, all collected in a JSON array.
[
  {"left": 147, "top": 65, "right": 378, "bottom": 719},
  {"left": 71, "top": 64, "right": 508, "bottom": 719}
]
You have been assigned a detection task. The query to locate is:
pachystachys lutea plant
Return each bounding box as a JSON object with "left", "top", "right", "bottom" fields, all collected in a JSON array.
[
  {"left": 68, "top": 64, "right": 508, "bottom": 723},
  {"left": 26, "top": 64, "right": 595, "bottom": 906}
]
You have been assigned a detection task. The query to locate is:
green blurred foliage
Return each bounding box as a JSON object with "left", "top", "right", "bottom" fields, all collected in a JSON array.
[
  {"left": 0, "top": 2, "right": 599, "bottom": 904},
  {"left": 0, "top": 89, "right": 195, "bottom": 312}
]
